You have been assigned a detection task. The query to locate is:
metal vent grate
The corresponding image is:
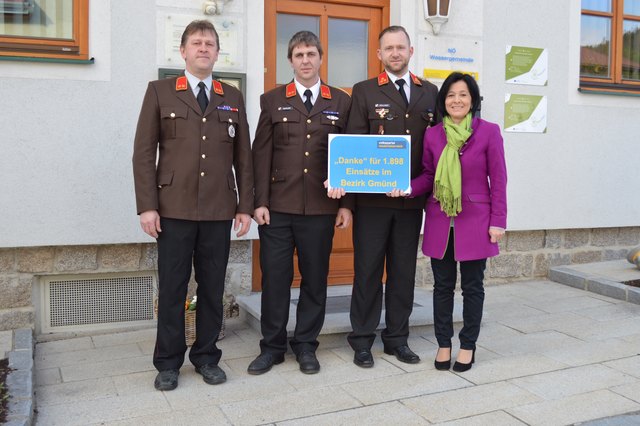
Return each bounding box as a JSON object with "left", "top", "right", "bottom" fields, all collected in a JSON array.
[{"left": 47, "top": 275, "right": 154, "bottom": 328}]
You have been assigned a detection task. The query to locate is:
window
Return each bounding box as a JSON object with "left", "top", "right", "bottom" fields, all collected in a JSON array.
[
  {"left": 0, "top": 0, "right": 89, "bottom": 61},
  {"left": 581, "top": 0, "right": 640, "bottom": 93}
]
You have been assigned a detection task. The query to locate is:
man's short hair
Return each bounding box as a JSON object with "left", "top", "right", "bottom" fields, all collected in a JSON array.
[
  {"left": 287, "top": 31, "right": 323, "bottom": 59},
  {"left": 180, "top": 20, "right": 220, "bottom": 51},
  {"left": 378, "top": 25, "right": 411, "bottom": 46}
]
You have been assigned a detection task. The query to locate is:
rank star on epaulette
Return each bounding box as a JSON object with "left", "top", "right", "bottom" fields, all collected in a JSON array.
[
  {"left": 285, "top": 82, "right": 296, "bottom": 98},
  {"left": 377, "top": 72, "right": 389, "bottom": 86},
  {"left": 410, "top": 73, "right": 423, "bottom": 86},
  {"left": 213, "top": 80, "right": 224, "bottom": 95},
  {"left": 175, "top": 76, "right": 188, "bottom": 91},
  {"left": 320, "top": 85, "right": 331, "bottom": 99}
]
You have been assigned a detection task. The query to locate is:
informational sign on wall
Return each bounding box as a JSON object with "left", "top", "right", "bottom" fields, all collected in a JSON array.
[
  {"left": 505, "top": 46, "right": 548, "bottom": 86},
  {"left": 504, "top": 94, "right": 547, "bottom": 133},
  {"left": 161, "top": 13, "right": 243, "bottom": 71},
  {"left": 419, "top": 35, "right": 482, "bottom": 86}
]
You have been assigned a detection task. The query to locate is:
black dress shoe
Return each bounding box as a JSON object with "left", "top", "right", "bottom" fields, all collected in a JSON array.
[
  {"left": 154, "top": 369, "right": 179, "bottom": 391},
  {"left": 384, "top": 345, "right": 420, "bottom": 364},
  {"left": 353, "top": 348, "right": 374, "bottom": 368},
  {"left": 452, "top": 349, "right": 476, "bottom": 373},
  {"left": 296, "top": 351, "right": 320, "bottom": 374},
  {"left": 247, "top": 352, "right": 285, "bottom": 375},
  {"left": 195, "top": 363, "right": 227, "bottom": 385}
]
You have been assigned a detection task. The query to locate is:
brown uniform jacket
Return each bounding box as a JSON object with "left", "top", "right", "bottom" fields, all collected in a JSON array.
[
  {"left": 132, "top": 75, "right": 253, "bottom": 221},
  {"left": 253, "top": 81, "right": 351, "bottom": 215},
  {"left": 346, "top": 72, "right": 438, "bottom": 210}
]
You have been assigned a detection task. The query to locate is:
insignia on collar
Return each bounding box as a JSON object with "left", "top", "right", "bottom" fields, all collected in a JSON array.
[
  {"left": 213, "top": 80, "right": 224, "bottom": 95},
  {"left": 175, "top": 76, "right": 188, "bottom": 91},
  {"left": 410, "top": 73, "right": 423, "bottom": 86},
  {"left": 320, "top": 85, "right": 331, "bottom": 99},
  {"left": 377, "top": 72, "right": 389, "bottom": 86},
  {"left": 285, "top": 83, "right": 297, "bottom": 98}
]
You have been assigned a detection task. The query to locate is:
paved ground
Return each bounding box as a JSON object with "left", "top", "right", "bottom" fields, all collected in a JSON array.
[{"left": 33, "top": 279, "right": 640, "bottom": 425}]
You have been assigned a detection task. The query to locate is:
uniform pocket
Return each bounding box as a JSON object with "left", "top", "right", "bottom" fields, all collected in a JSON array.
[
  {"left": 160, "top": 106, "right": 188, "bottom": 139},
  {"left": 271, "top": 110, "right": 301, "bottom": 145},
  {"left": 270, "top": 168, "right": 286, "bottom": 183},
  {"left": 156, "top": 171, "right": 174, "bottom": 188},
  {"left": 217, "top": 110, "right": 240, "bottom": 143}
]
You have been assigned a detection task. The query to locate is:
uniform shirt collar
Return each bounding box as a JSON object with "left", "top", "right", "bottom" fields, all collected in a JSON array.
[
  {"left": 386, "top": 71, "right": 411, "bottom": 103},
  {"left": 185, "top": 70, "right": 213, "bottom": 99},
  {"left": 294, "top": 78, "right": 321, "bottom": 105}
]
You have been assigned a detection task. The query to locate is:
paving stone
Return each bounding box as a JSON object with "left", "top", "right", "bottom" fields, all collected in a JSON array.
[
  {"left": 341, "top": 369, "right": 471, "bottom": 404},
  {"left": 604, "top": 356, "right": 640, "bottom": 379},
  {"left": 6, "top": 369, "right": 32, "bottom": 399},
  {"left": 587, "top": 278, "right": 628, "bottom": 300},
  {"left": 36, "top": 336, "right": 94, "bottom": 355},
  {"left": 99, "top": 244, "right": 141, "bottom": 270},
  {"left": 35, "top": 391, "right": 171, "bottom": 426},
  {"left": 627, "top": 286, "right": 640, "bottom": 305},
  {"left": 106, "top": 406, "right": 231, "bottom": 426},
  {"left": 7, "top": 398, "right": 32, "bottom": 420},
  {"left": 560, "top": 316, "right": 640, "bottom": 341},
  {"left": 91, "top": 328, "right": 156, "bottom": 348},
  {"left": 479, "top": 330, "right": 582, "bottom": 357},
  {"left": 278, "top": 401, "right": 428, "bottom": 425},
  {"left": 16, "top": 247, "right": 54, "bottom": 273},
  {"left": 524, "top": 294, "right": 613, "bottom": 314},
  {"left": 35, "top": 367, "right": 62, "bottom": 386},
  {"left": 611, "top": 381, "right": 640, "bottom": 404},
  {"left": 402, "top": 381, "right": 541, "bottom": 423},
  {"left": 459, "top": 353, "right": 567, "bottom": 385},
  {"left": 506, "top": 390, "right": 640, "bottom": 426},
  {"left": 573, "top": 303, "right": 640, "bottom": 322},
  {"left": 509, "top": 364, "right": 636, "bottom": 400},
  {"left": 59, "top": 355, "right": 152, "bottom": 382},
  {"left": 13, "top": 329, "right": 32, "bottom": 351},
  {"left": 9, "top": 350, "right": 33, "bottom": 370},
  {"left": 548, "top": 267, "right": 588, "bottom": 289},
  {"left": 496, "top": 311, "right": 587, "bottom": 333},
  {"left": 437, "top": 410, "right": 527, "bottom": 426},
  {"left": 542, "top": 338, "right": 640, "bottom": 367},
  {"left": 219, "top": 387, "right": 362, "bottom": 425},
  {"left": 36, "top": 377, "right": 117, "bottom": 407},
  {"left": 36, "top": 343, "right": 143, "bottom": 369}
]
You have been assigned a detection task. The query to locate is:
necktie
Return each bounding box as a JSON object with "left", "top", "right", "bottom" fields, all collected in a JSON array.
[
  {"left": 396, "top": 79, "right": 409, "bottom": 106},
  {"left": 303, "top": 89, "right": 313, "bottom": 113},
  {"left": 197, "top": 81, "right": 209, "bottom": 113}
]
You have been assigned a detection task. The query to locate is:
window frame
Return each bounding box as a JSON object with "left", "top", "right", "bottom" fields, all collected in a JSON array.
[
  {"left": 580, "top": 0, "right": 640, "bottom": 93},
  {"left": 0, "top": 0, "right": 89, "bottom": 61}
]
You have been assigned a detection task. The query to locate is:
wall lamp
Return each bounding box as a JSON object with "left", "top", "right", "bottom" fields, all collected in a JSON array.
[
  {"left": 423, "top": 0, "right": 451, "bottom": 35},
  {"left": 203, "top": 0, "right": 231, "bottom": 15}
]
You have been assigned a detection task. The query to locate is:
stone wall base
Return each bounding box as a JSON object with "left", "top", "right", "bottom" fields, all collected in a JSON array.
[{"left": 1, "top": 227, "right": 638, "bottom": 330}]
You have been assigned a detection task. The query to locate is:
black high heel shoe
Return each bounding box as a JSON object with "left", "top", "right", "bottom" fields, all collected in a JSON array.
[
  {"left": 434, "top": 347, "right": 451, "bottom": 371},
  {"left": 452, "top": 349, "right": 475, "bottom": 372}
]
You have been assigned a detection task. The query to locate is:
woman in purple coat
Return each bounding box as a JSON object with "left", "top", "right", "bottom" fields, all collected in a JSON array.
[{"left": 397, "top": 72, "right": 507, "bottom": 372}]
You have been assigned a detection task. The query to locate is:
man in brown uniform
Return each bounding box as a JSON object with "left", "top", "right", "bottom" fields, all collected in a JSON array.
[
  {"left": 345, "top": 26, "right": 438, "bottom": 368},
  {"left": 132, "top": 20, "right": 253, "bottom": 390},
  {"left": 248, "top": 31, "right": 351, "bottom": 375}
]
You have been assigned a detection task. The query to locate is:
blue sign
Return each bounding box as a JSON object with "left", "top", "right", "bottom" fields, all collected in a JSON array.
[{"left": 328, "top": 134, "right": 411, "bottom": 193}]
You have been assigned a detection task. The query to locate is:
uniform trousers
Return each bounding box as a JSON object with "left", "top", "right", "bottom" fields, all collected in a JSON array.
[
  {"left": 431, "top": 229, "right": 486, "bottom": 350},
  {"left": 348, "top": 206, "right": 422, "bottom": 350},
  {"left": 258, "top": 212, "right": 335, "bottom": 355},
  {"left": 154, "top": 217, "right": 231, "bottom": 371}
]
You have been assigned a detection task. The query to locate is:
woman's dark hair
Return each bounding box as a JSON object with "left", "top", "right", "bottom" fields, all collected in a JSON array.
[{"left": 436, "top": 72, "right": 481, "bottom": 118}]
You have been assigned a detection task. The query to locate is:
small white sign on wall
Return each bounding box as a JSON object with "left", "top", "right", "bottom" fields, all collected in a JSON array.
[
  {"left": 160, "top": 13, "right": 244, "bottom": 71},
  {"left": 417, "top": 35, "right": 482, "bottom": 86}
]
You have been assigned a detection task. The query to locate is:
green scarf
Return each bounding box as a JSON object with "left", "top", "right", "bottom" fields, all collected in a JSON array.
[{"left": 433, "top": 113, "right": 473, "bottom": 217}]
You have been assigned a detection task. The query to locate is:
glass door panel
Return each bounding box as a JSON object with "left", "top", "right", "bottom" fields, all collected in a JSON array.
[
  {"left": 276, "top": 13, "right": 320, "bottom": 84},
  {"left": 328, "top": 18, "right": 368, "bottom": 87}
]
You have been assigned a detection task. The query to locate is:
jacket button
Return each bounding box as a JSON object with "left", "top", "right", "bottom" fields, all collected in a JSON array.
[
  {"left": 202, "top": 135, "right": 207, "bottom": 140},
  {"left": 331, "top": 120, "right": 335, "bottom": 125},
  {"left": 170, "top": 112, "right": 175, "bottom": 118},
  {"left": 405, "top": 129, "right": 410, "bottom": 134},
  {"left": 283, "top": 117, "right": 288, "bottom": 122},
  {"left": 306, "top": 134, "right": 311, "bottom": 139},
  {"left": 405, "top": 113, "right": 409, "bottom": 118},
  {"left": 201, "top": 154, "right": 206, "bottom": 159},
  {"left": 200, "top": 172, "right": 205, "bottom": 177},
  {"left": 306, "top": 119, "right": 311, "bottom": 124},
  {"left": 305, "top": 151, "right": 309, "bottom": 156},
  {"left": 304, "top": 168, "right": 308, "bottom": 173}
]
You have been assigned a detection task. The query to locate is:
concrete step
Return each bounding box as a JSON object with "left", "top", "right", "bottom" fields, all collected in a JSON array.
[{"left": 237, "top": 285, "right": 462, "bottom": 336}]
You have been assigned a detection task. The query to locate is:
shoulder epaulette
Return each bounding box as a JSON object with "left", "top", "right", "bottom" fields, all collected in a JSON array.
[
  {"left": 410, "top": 72, "right": 423, "bottom": 86},
  {"left": 320, "top": 85, "right": 331, "bottom": 99},
  {"left": 175, "top": 76, "right": 188, "bottom": 91},
  {"left": 212, "top": 79, "right": 224, "bottom": 95},
  {"left": 285, "top": 82, "right": 297, "bottom": 98},
  {"left": 377, "top": 72, "right": 389, "bottom": 86}
]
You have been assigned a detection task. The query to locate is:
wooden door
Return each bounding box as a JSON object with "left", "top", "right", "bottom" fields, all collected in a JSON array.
[{"left": 252, "top": 0, "right": 389, "bottom": 290}]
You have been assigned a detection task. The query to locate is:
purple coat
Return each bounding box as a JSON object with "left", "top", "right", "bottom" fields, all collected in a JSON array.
[{"left": 411, "top": 118, "right": 507, "bottom": 261}]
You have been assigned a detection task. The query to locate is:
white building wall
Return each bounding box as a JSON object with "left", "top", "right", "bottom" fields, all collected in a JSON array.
[{"left": 1, "top": 0, "right": 639, "bottom": 249}]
